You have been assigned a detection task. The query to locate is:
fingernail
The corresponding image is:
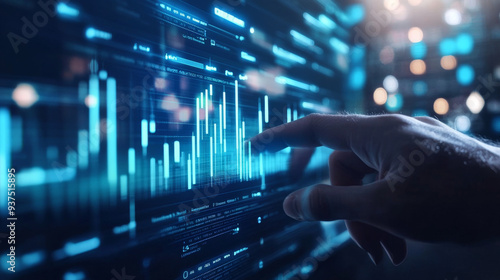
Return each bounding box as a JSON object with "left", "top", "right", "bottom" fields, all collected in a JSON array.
[
  {"left": 283, "top": 194, "right": 301, "bottom": 220},
  {"left": 367, "top": 252, "right": 378, "bottom": 266}
]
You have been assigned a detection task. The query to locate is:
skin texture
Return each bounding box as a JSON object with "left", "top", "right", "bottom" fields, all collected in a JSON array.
[{"left": 249, "top": 114, "right": 500, "bottom": 265}]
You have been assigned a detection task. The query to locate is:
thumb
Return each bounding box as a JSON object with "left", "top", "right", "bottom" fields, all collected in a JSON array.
[{"left": 283, "top": 182, "right": 387, "bottom": 222}]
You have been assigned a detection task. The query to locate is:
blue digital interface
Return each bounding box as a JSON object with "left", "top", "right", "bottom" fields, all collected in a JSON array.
[{"left": 0, "top": 0, "right": 361, "bottom": 279}]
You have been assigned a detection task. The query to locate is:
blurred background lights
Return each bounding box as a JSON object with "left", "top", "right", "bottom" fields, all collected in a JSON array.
[
  {"left": 456, "top": 64, "right": 475, "bottom": 86},
  {"left": 410, "top": 59, "right": 427, "bottom": 75},
  {"left": 433, "top": 98, "right": 450, "bottom": 115},
  {"left": 161, "top": 95, "right": 180, "bottom": 111},
  {"left": 440, "top": 55, "right": 457, "bottom": 70},
  {"left": 492, "top": 117, "right": 500, "bottom": 133},
  {"left": 455, "top": 33, "right": 474, "bottom": 55},
  {"left": 12, "top": 83, "right": 39, "bottom": 108},
  {"left": 454, "top": 115, "right": 471, "bottom": 132},
  {"left": 373, "top": 87, "right": 388, "bottom": 105},
  {"left": 410, "top": 42, "right": 427, "bottom": 59},
  {"left": 408, "top": 0, "right": 423, "bottom": 6},
  {"left": 439, "top": 38, "right": 456, "bottom": 56},
  {"left": 379, "top": 46, "right": 395, "bottom": 64},
  {"left": 408, "top": 27, "right": 424, "bottom": 43},
  {"left": 444, "top": 8, "right": 462, "bottom": 25},
  {"left": 385, "top": 93, "right": 404, "bottom": 112},
  {"left": 383, "top": 75, "right": 399, "bottom": 92},
  {"left": 413, "top": 80, "right": 428, "bottom": 96},
  {"left": 466, "top": 91, "right": 485, "bottom": 114},
  {"left": 84, "top": 95, "right": 97, "bottom": 108},
  {"left": 384, "top": 0, "right": 400, "bottom": 11},
  {"left": 348, "top": 68, "right": 366, "bottom": 90}
]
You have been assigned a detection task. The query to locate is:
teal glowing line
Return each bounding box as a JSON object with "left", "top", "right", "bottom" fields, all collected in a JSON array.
[
  {"left": 223, "top": 91, "right": 227, "bottom": 129},
  {"left": 163, "top": 143, "right": 169, "bottom": 178},
  {"left": 106, "top": 78, "right": 117, "bottom": 201},
  {"left": 196, "top": 98, "right": 200, "bottom": 158},
  {"left": 0, "top": 108, "right": 10, "bottom": 217},
  {"left": 64, "top": 237, "right": 100, "bottom": 256},
  {"left": 188, "top": 156, "right": 192, "bottom": 189},
  {"left": 128, "top": 148, "right": 135, "bottom": 174},
  {"left": 141, "top": 119, "right": 148, "bottom": 148},
  {"left": 205, "top": 89, "right": 209, "bottom": 134},
  {"left": 120, "top": 175, "right": 127, "bottom": 201},
  {"left": 191, "top": 135, "right": 195, "bottom": 184},
  {"left": 89, "top": 75, "right": 100, "bottom": 154},
  {"left": 150, "top": 158, "right": 156, "bottom": 197},
  {"left": 210, "top": 137, "right": 214, "bottom": 177},
  {"left": 248, "top": 141, "right": 252, "bottom": 179},
  {"left": 264, "top": 95, "right": 269, "bottom": 123},
  {"left": 174, "top": 141, "right": 180, "bottom": 163}
]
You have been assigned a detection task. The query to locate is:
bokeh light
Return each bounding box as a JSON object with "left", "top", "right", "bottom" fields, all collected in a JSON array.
[
  {"left": 348, "top": 68, "right": 366, "bottom": 90},
  {"left": 440, "top": 55, "right": 457, "bottom": 70},
  {"left": 373, "top": 87, "right": 388, "bottom": 105},
  {"left": 466, "top": 91, "right": 485, "bottom": 114},
  {"left": 410, "top": 59, "right": 426, "bottom": 75},
  {"left": 410, "top": 42, "right": 427, "bottom": 59},
  {"left": 455, "top": 33, "right": 474, "bottom": 55},
  {"left": 408, "top": 0, "right": 422, "bottom": 6},
  {"left": 456, "top": 64, "right": 475, "bottom": 86},
  {"left": 439, "top": 38, "right": 456, "bottom": 56},
  {"left": 385, "top": 93, "right": 404, "bottom": 112},
  {"left": 383, "top": 75, "right": 399, "bottom": 92},
  {"left": 433, "top": 98, "right": 449, "bottom": 115},
  {"left": 455, "top": 115, "right": 471, "bottom": 132},
  {"left": 384, "top": 0, "right": 400, "bottom": 11},
  {"left": 444, "top": 9, "right": 462, "bottom": 25},
  {"left": 413, "top": 80, "right": 428, "bottom": 96},
  {"left": 408, "top": 27, "right": 424, "bottom": 43},
  {"left": 12, "top": 83, "right": 39, "bottom": 108},
  {"left": 161, "top": 95, "right": 180, "bottom": 111},
  {"left": 379, "top": 46, "right": 395, "bottom": 64}
]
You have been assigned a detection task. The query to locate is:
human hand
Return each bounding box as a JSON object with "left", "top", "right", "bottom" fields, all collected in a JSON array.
[{"left": 249, "top": 114, "right": 500, "bottom": 265}]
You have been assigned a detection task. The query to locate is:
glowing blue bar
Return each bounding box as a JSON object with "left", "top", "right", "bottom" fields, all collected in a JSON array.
[
  {"left": 241, "top": 51, "right": 256, "bottom": 62},
  {"left": 312, "top": 63, "right": 334, "bottom": 77},
  {"left": 276, "top": 76, "right": 319, "bottom": 92},
  {"left": 165, "top": 54, "right": 204, "bottom": 70},
  {"left": 239, "top": 128, "right": 243, "bottom": 181},
  {"left": 214, "top": 7, "right": 245, "bottom": 27},
  {"left": 205, "top": 89, "right": 209, "bottom": 134},
  {"left": 235, "top": 80, "right": 239, "bottom": 152},
  {"left": 149, "top": 119, "right": 156, "bottom": 133},
  {"left": 214, "top": 123, "right": 217, "bottom": 154},
  {"left": 120, "top": 175, "right": 127, "bottom": 201},
  {"left": 223, "top": 91, "right": 227, "bottom": 129},
  {"left": 330, "top": 38, "right": 350, "bottom": 54},
  {"left": 174, "top": 141, "right": 180, "bottom": 163},
  {"left": 141, "top": 119, "right": 148, "bottom": 148},
  {"left": 287, "top": 108, "right": 292, "bottom": 123},
  {"left": 242, "top": 121, "right": 246, "bottom": 139},
  {"left": 258, "top": 110, "right": 263, "bottom": 133},
  {"left": 201, "top": 91, "right": 204, "bottom": 108},
  {"left": 21, "top": 251, "right": 44, "bottom": 267},
  {"left": 77, "top": 134, "right": 88, "bottom": 168},
  {"left": 64, "top": 237, "right": 100, "bottom": 256},
  {"left": 191, "top": 135, "right": 196, "bottom": 184},
  {"left": 112, "top": 221, "right": 136, "bottom": 235},
  {"left": 272, "top": 45, "right": 306, "bottom": 64},
  {"left": 188, "top": 157, "right": 192, "bottom": 189},
  {"left": 219, "top": 104, "right": 223, "bottom": 144},
  {"left": 57, "top": 3, "right": 80, "bottom": 17},
  {"left": 290, "top": 30, "right": 315, "bottom": 47},
  {"left": 17, "top": 167, "right": 76, "bottom": 187},
  {"left": 163, "top": 143, "right": 169, "bottom": 178},
  {"left": 264, "top": 95, "right": 269, "bottom": 123},
  {"left": 85, "top": 27, "right": 112, "bottom": 40},
  {"left": 150, "top": 158, "right": 156, "bottom": 197},
  {"left": 319, "top": 14, "right": 337, "bottom": 29},
  {"left": 210, "top": 84, "right": 213, "bottom": 96},
  {"left": 106, "top": 78, "right": 117, "bottom": 200},
  {"left": 0, "top": 108, "right": 10, "bottom": 217},
  {"left": 210, "top": 137, "right": 213, "bottom": 177},
  {"left": 293, "top": 109, "right": 298, "bottom": 121},
  {"left": 128, "top": 148, "right": 135, "bottom": 174},
  {"left": 248, "top": 141, "right": 252, "bottom": 179},
  {"left": 63, "top": 271, "right": 86, "bottom": 280},
  {"left": 259, "top": 154, "right": 263, "bottom": 176},
  {"left": 89, "top": 75, "right": 100, "bottom": 154},
  {"left": 303, "top": 13, "right": 329, "bottom": 31},
  {"left": 196, "top": 98, "right": 200, "bottom": 158}
]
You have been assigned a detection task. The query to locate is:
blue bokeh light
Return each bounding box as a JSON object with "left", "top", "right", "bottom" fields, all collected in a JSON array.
[
  {"left": 348, "top": 67, "right": 366, "bottom": 90},
  {"left": 456, "top": 64, "right": 475, "bottom": 86},
  {"left": 413, "top": 80, "right": 428, "bottom": 96},
  {"left": 345, "top": 4, "right": 365, "bottom": 26},
  {"left": 385, "top": 93, "right": 404, "bottom": 112},
  {"left": 455, "top": 33, "right": 474, "bottom": 55},
  {"left": 411, "top": 42, "right": 427, "bottom": 59},
  {"left": 492, "top": 117, "right": 500, "bottom": 133},
  {"left": 439, "top": 38, "right": 456, "bottom": 56}
]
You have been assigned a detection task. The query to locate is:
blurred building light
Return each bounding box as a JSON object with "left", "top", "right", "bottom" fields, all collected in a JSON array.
[
  {"left": 433, "top": 98, "right": 449, "bottom": 115},
  {"left": 455, "top": 33, "right": 474, "bottom": 55},
  {"left": 408, "top": 0, "right": 423, "bottom": 6},
  {"left": 318, "top": 14, "right": 337, "bottom": 30},
  {"left": 413, "top": 81, "right": 428, "bottom": 96},
  {"left": 345, "top": 4, "right": 365, "bottom": 26},
  {"left": 454, "top": 115, "right": 471, "bottom": 132},
  {"left": 444, "top": 9, "right": 462, "bottom": 25},
  {"left": 439, "top": 38, "right": 456, "bottom": 56},
  {"left": 466, "top": 91, "right": 485, "bottom": 114},
  {"left": 12, "top": 83, "right": 39, "bottom": 108},
  {"left": 408, "top": 27, "right": 424, "bottom": 43},
  {"left": 384, "top": 0, "right": 400, "bottom": 11},
  {"left": 373, "top": 87, "right": 388, "bottom": 105},
  {"left": 410, "top": 42, "right": 427, "bottom": 59},
  {"left": 456, "top": 64, "right": 475, "bottom": 86},
  {"left": 440, "top": 55, "right": 457, "bottom": 70},
  {"left": 348, "top": 68, "right": 366, "bottom": 90},
  {"left": 379, "top": 46, "right": 395, "bottom": 64},
  {"left": 410, "top": 59, "right": 426, "bottom": 75},
  {"left": 383, "top": 75, "right": 399, "bottom": 92},
  {"left": 385, "top": 93, "right": 403, "bottom": 112}
]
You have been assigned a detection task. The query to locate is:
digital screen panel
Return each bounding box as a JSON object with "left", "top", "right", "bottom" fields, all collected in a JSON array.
[{"left": 0, "top": 0, "right": 360, "bottom": 279}]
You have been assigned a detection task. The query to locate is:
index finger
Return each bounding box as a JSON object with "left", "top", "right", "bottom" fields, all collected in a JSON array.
[{"left": 249, "top": 113, "right": 374, "bottom": 153}]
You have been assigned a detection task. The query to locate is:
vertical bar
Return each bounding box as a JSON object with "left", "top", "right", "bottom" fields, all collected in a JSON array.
[
  {"left": 191, "top": 134, "right": 196, "bottom": 185},
  {"left": 163, "top": 143, "right": 170, "bottom": 179},
  {"left": 174, "top": 141, "right": 180, "bottom": 163},
  {"left": 187, "top": 156, "right": 192, "bottom": 190},
  {"left": 248, "top": 141, "right": 252, "bottom": 179},
  {"left": 214, "top": 123, "right": 217, "bottom": 154},
  {"left": 219, "top": 104, "right": 223, "bottom": 144},
  {"left": 242, "top": 121, "right": 245, "bottom": 139},
  {"left": 287, "top": 107, "right": 292, "bottom": 123},
  {"left": 120, "top": 175, "right": 127, "bottom": 201},
  {"left": 158, "top": 161, "right": 163, "bottom": 187},
  {"left": 293, "top": 108, "right": 298, "bottom": 121},
  {"left": 149, "top": 119, "right": 156, "bottom": 133},
  {"left": 210, "top": 137, "right": 213, "bottom": 177},
  {"left": 150, "top": 158, "right": 156, "bottom": 197},
  {"left": 89, "top": 75, "right": 100, "bottom": 154},
  {"left": 78, "top": 130, "right": 89, "bottom": 169},
  {"left": 201, "top": 91, "right": 204, "bottom": 108},
  {"left": 258, "top": 110, "right": 263, "bottom": 133},
  {"left": 141, "top": 119, "right": 148, "bottom": 149},
  {"left": 235, "top": 80, "right": 239, "bottom": 151},
  {"left": 210, "top": 84, "right": 213, "bottom": 96},
  {"left": 106, "top": 78, "right": 117, "bottom": 204},
  {"left": 196, "top": 98, "right": 200, "bottom": 157},
  {"left": 0, "top": 108, "right": 10, "bottom": 217},
  {"left": 205, "top": 89, "right": 209, "bottom": 134},
  {"left": 128, "top": 148, "right": 136, "bottom": 175},
  {"left": 223, "top": 91, "right": 226, "bottom": 129},
  {"left": 264, "top": 95, "right": 269, "bottom": 123},
  {"left": 239, "top": 127, "right": 242, "bottom": 181}
]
